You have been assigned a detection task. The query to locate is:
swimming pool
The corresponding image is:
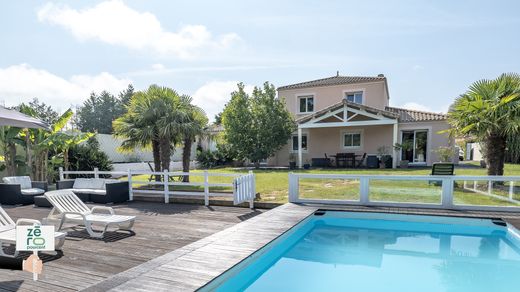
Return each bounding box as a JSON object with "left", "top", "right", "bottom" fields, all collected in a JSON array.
[{"left": 201, "top": 211, "right": 520, "bottom": 292}]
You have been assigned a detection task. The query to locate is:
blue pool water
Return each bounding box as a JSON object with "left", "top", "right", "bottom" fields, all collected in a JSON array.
[{"left": 204, "top": 211, "right": 520, "bottom": 292}]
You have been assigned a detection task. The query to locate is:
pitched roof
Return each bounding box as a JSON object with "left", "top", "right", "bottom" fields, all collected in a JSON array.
[
  {"left": 278, "top": 75, "right": 386, "bottom": 91},
  {"left": 296, "top": 100, "right": 399, "bottom": 124},
  {"left": 385, "top": 106, "right": 447, "bottom": 122}
]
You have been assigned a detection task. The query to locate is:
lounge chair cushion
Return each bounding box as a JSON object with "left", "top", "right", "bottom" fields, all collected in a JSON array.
[
  {"left": 2, "top": 176, "right": 32, "bottom": 189},
  {"left": 72, "top": 188, "right": 107, "bottom": 195},
  {"left": 20, "top": 188, "right": 45, "bottom": 195},
  {"left": 73, "top": 178, "right": 105, "bottom": 190}
]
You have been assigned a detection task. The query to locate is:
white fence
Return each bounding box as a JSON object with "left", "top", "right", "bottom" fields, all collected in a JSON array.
[
  {"left": 289, "top": 173, "right": 520, "bottom": 212},
  {"left": 58, "top": 168, "right": 256, "bottom": 208}
]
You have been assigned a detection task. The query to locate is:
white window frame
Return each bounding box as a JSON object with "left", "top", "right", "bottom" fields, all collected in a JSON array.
[
  {"left": 398, "top": 125, "right": 432, "bottom": 165},
  {"left": 296, "top": 94, "right": 315, "bottom": 114},
  {"left": 291, "top": 133, "right": 309, "bottom": 153},
  {"left": 341, "top": 130, "right": 363, "bottom": 150},
  {"left": 343, "top": 89, "right": 365, "bottom": 105}
]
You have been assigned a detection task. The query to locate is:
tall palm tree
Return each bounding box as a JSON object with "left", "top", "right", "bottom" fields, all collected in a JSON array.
[
  {"left": 448, "top": 73, "right": 520, "bottom": 175},
  {"left": 177, "top": 95, "right": 208, "bottom": 182},
  {"left": 114, "top": 88, "right": 162, "bottom": 180},
  {"left": 114, "top": 85, "right": 189, "bottom": 176}
]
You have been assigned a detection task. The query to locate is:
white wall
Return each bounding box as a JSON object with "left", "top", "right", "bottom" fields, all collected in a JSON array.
[{"left": 466, "top": 142, "right": 483, "bottom": 161}]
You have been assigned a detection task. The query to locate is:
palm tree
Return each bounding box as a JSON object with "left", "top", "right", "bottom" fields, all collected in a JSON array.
[
  {"left": 177, "top": 95, "right": 208, "bottom": 182},
  {"left": 114, "top": 85, "right": 189, "bottom": 176},
  {"left": 114, "top": 88, "right": 162, "bottom": 180},
  {"left": 448, "top": 73, "right": 520, "bottom": 175}
]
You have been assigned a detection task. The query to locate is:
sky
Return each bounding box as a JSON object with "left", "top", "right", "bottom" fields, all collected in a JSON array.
[{"left": 1, "top": 0, "right": 520, "bottom": 122}]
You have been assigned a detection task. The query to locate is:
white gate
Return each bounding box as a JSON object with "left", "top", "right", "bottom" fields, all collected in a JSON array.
[{"left": 233, "top": 171, "right": 256, "bottom": 208}]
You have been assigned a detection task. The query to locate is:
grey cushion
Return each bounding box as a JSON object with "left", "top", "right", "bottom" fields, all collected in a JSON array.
[
  {"left": 2, "top": 176, "right": 32, "bottom": 189},
  {"left": 21, "top": 188, "right": 45, "bottom": 195},
  {"left": 73, "top": 178, "right": 105, "bottom": 190},
  {"left": 72, "top": 188, "right": 107, "bottom": 195}
]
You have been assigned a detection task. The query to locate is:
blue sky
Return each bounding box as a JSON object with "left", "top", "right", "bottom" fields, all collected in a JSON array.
[{"left": 1, "top": 0, "right": 520, "bottom": 121}]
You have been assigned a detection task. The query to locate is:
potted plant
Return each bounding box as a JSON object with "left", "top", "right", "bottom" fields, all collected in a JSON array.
[
  {"left": 288, "top": 153, "right": 297, "bottom": 170},
  {"left": 377, "top": 146, "right": 393, "bottom": 168},
  {"left": 303, "top": 158, "right": 311, "bottom": 170},
  {"left": 394, "top": 141, "right": 413, "bottom": 168}
]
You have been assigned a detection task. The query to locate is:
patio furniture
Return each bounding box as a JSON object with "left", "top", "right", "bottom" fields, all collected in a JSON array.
[
  {"left": 44, "top": 190, "right": 136, "bottom": 239},
  {"left": 0, "top": 206, "right": 65, "bottom": 258},
  {"left": 366, "top": 155, "right": 379, "bottom": 168},
  {"left": 324, "top": 153, "right": 334, "bottom": 167},
  {"left": 0, "top": 176, "right": 48, "bottom": 205},
  {"left": 335, "top": 153, "right": 355, "bottom": 168},
  {"left": 355, "top": 153, "right": 367, "bottom": 168},
  {"left": 34, "top": 195, "right": 52, "bottom": 208},
  {"left": 429, "top": 163, "right": 455, "bottom": 185},
  {"left": 311, "top": 158, "right": 330, "bottom": 167},
  {"left": 147, "top": 162, "right": 183, "bottom": 182},
  {"left": 56, "top": 178, "right": 129, "bottom": 204}
]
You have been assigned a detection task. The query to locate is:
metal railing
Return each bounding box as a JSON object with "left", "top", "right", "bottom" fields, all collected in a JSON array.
[
  {"left": 288, "top": 173, "right": 520, "bottom": 212},
  {"left": 58, "top": 168, "right": 256, "bottom": 208}
]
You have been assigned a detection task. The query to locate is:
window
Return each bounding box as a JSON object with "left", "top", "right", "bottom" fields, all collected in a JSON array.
[
  {"left": 292, "top": 134, "right": 308, "bottom": 151},
  {"left": 298, "top": 95, "right": 314, "bottom": 113},
  {"left": 345, "top": 92, "right": 363, "bottom": 104},
  {"left": 401, "top": 130, "right": 428, "bottom": 163},
  {"left": 343, "top": 132, "right": 362, "bottom": 148}
]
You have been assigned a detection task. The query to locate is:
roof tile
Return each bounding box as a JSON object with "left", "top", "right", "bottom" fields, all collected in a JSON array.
[
  {"left": 385, "top": 106, "right": 447, "bottom": 122},
  {"left": 278, "top": 75, "right": 386, "bottom": 90}
]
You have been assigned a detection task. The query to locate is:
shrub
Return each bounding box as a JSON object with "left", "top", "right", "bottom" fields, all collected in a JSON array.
[{"left": 68, "top": 138, "right": 113, "bottom": 172}]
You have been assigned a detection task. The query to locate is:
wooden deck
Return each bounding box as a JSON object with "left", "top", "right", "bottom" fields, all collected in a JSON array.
[{"left": 0, "top": 202, "right": 263, "bottom": 292}]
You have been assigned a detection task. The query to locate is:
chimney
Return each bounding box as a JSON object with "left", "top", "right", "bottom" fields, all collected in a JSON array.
[
  {"left": 336, "top": 71, "right": 339, "bottom": 77},
  {"left": 378, "top": 73, "right": 385, "bottom": 77}
]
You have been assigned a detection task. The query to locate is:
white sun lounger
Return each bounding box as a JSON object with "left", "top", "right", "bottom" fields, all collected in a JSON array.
[
  {"left": 44, "top": 190, "right": 136, "bottom": 239},
  {"left": 0, "top": 206, "right": 66, "bottom": 258}
]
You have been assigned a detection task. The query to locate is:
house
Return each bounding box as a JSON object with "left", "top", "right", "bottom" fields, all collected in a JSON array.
[{"left": 269, "top": 73, "right": 455, "bottom": 168}]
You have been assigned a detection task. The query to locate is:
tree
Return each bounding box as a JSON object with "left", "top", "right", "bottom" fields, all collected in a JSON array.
[
  {"left": 113, "top": 88, "right": 162, "bottom": 180},
  {"left": 76, "top": 91, "right": 123, "bottom": 134},
  {"left": 25, "top": 98, "right": 59, "bottom": 125},
  {"left": 76, "top": 84, "right": 134, "bottom": 134},
  {"left": 222, "top": 82, "right": 295, "bottom": 168},
  {"left": 119, "top": 84, "right": 135, "bottom": 106},
  {"left": 113, "top": 85, "right": 189, "bottom": 175},
  {"left": 178, "top": 95, "right": 208, "bottom": 182},
  {"left": 447, "top": 73, "right": 520, "bottom": 175}
]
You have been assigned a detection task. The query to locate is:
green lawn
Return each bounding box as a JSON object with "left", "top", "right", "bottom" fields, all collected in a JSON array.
[{"left": 128, "top": 162, "right": 520, "bottom": 206}]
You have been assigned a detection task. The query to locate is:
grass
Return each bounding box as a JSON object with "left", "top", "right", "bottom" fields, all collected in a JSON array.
[{"left": 127, "top": 162, "right": 520, "bottom": 206}]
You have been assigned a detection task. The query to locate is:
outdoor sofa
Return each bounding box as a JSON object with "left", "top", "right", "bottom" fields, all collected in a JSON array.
[
  {"left": 56, "top": 178, "right": 129, "bottom": 204},
  {"left": 0, "top": 176, "right": 48, "bottom": 205}
]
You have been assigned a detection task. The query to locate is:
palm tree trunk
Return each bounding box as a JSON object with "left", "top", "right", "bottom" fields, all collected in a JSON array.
[
  {"left": 25, "top": 133, "right": 33, "bottom": 179},
  {"left": 485, "top": 133, "right": 507, "bottom": 176},
  {"left": 182, "top": 137, "right": 192, "bottom": 182},
  {"left": 43, "top": 149, "right": 49, "bottom": 182},
  {"left": 63, "top": 149, "right": 69, "bottom": 179},
  {"left": 152, "top": 139, "right": 161, "bottom": 181},
  {"left": 159, "top": 138, "right": 171, "bottom": 172},
  {"left": 6, "top": 142, "right": 16, "bottom": 176}
]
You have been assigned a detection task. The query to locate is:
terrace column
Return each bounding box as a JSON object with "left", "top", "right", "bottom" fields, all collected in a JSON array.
[
  {"left": 298, "top": 127, "right": 303, "bottom": 169},
  {"left": 392, "top": 122, "right": 398, "bottom": 169}
]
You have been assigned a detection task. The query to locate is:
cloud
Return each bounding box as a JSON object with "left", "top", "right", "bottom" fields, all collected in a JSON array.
[
  {"left": 192, "top": 81, "right": 254, "bottom": 123},
  {"left": 0, "top": 64, "right": 131, "bottom": 110},
  {"left": 37, "top": 0, "right": 240, "bottom": 59}
]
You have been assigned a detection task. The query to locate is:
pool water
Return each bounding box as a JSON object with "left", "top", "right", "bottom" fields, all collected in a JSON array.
[{"left": 204, "top": 211, "right": 520, "bottom": 292}]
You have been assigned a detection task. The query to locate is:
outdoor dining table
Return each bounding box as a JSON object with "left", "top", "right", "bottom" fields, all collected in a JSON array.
[{"left": 330, "top": 153, "right": 363, "bottom": 168}]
